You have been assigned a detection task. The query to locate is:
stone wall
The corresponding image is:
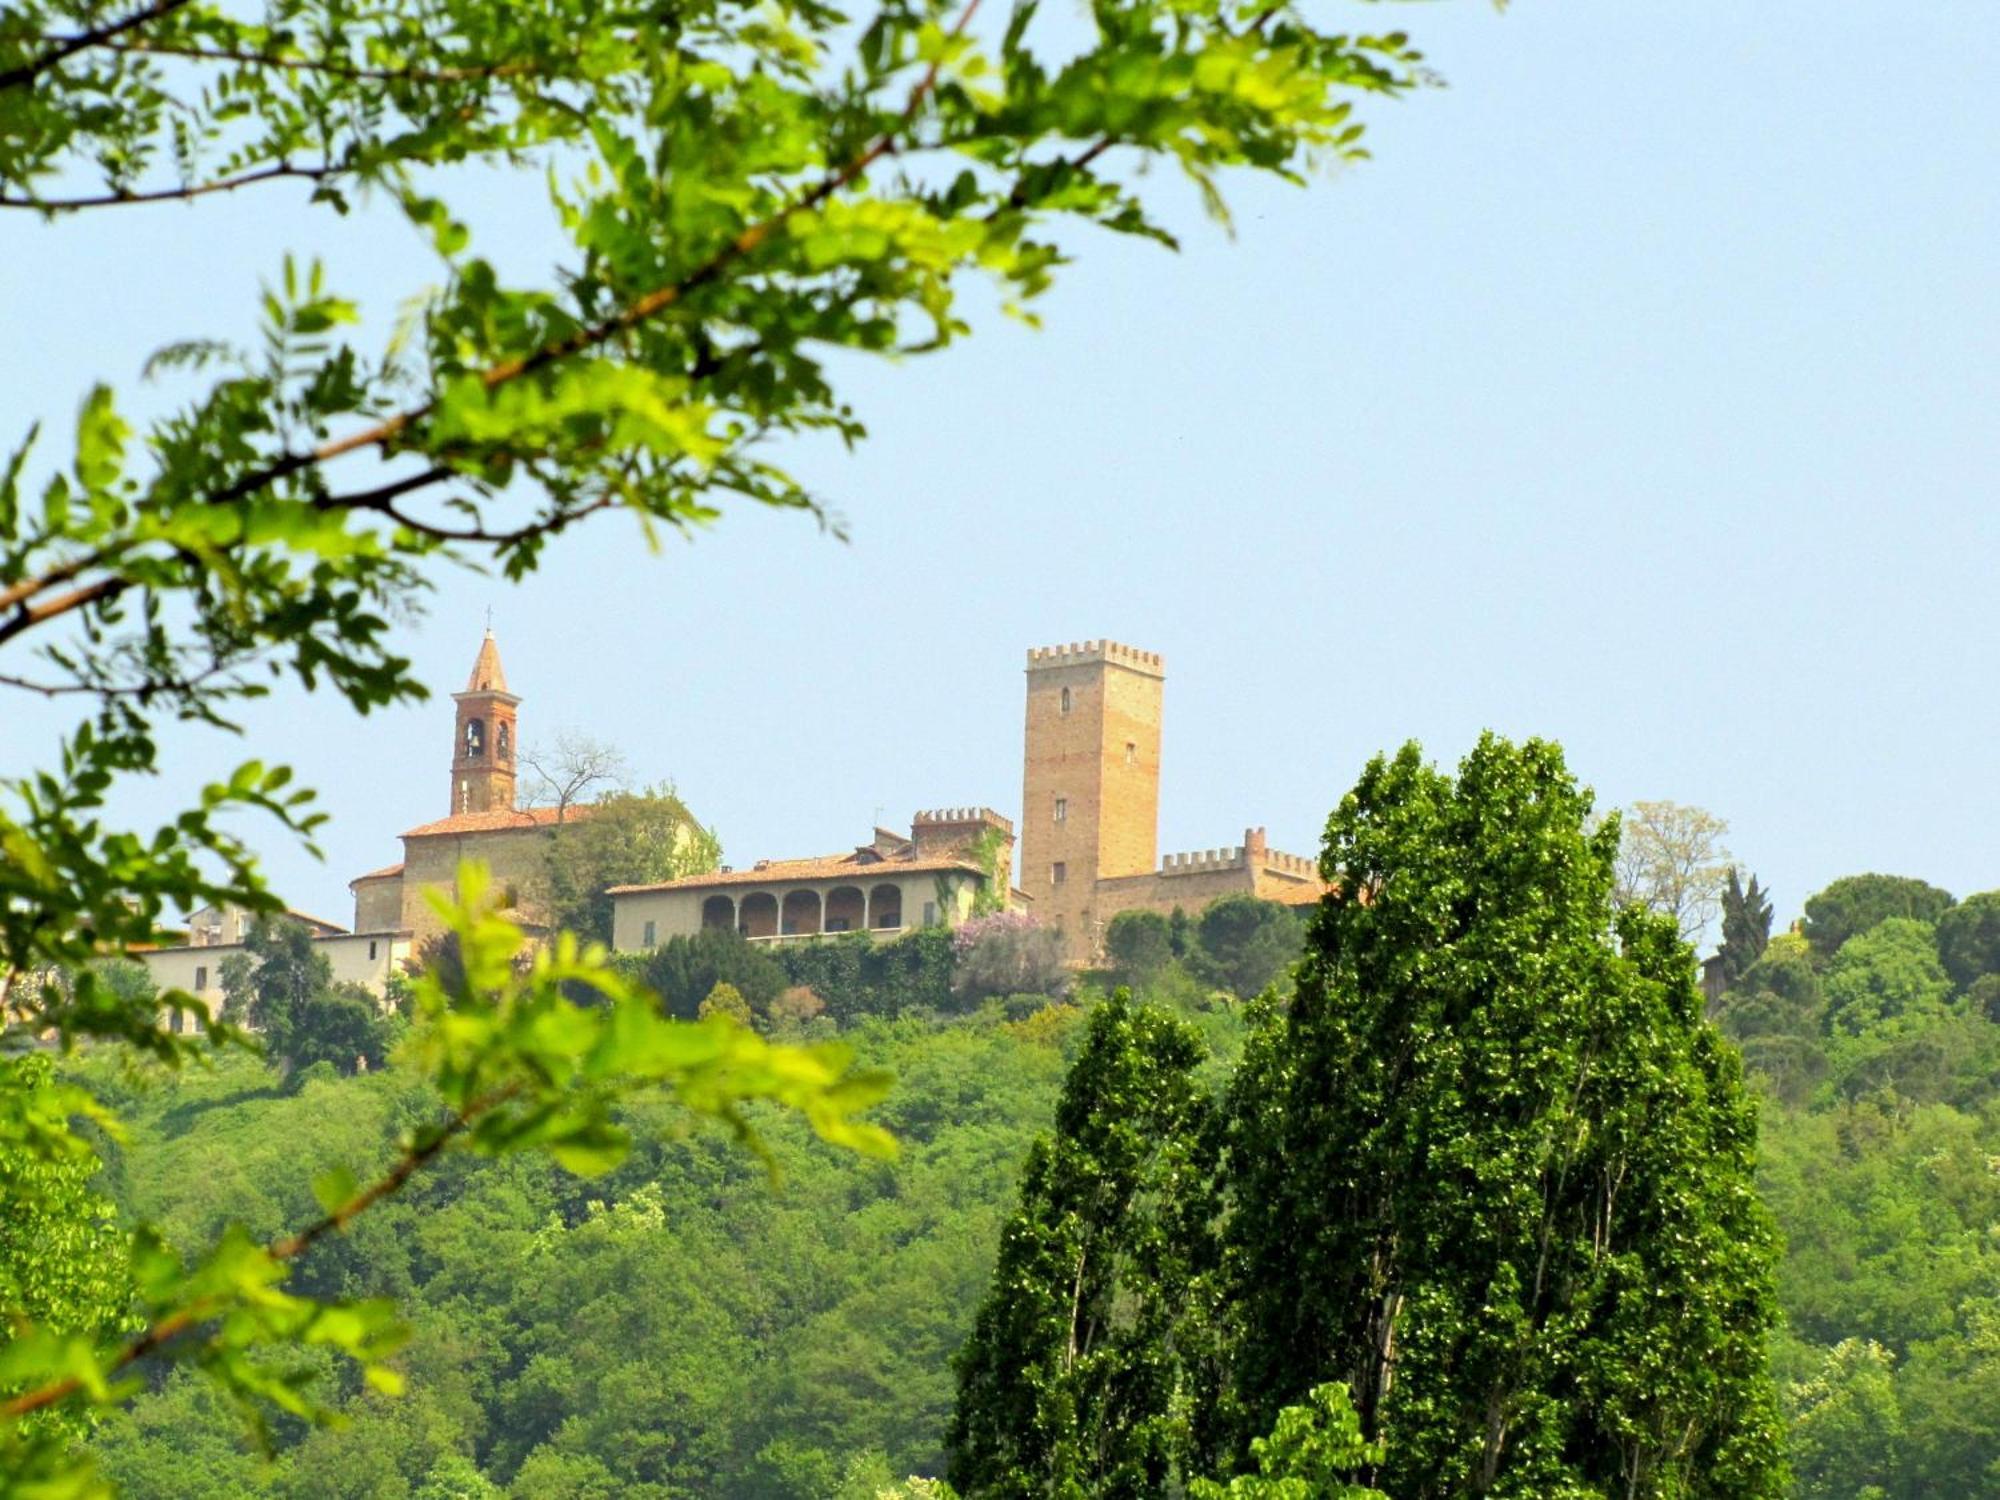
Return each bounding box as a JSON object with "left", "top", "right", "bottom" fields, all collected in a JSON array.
[
  {"left": 398, "top": 826, "right": 555, "bottom": 939},
  {"left": 1079, "top": 832, "right": 1323, "bottom": 960},
  {"left": 140, "top": 931, "right": 413, "bottom": 1018},
  {"left": 352, "top": 876, "right": 404, "bottom": 934}
]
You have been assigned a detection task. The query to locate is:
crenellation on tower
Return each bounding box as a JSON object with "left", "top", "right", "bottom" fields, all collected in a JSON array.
[{"left": 1023, "top": 639, "right": 1165, "bottom": 676}]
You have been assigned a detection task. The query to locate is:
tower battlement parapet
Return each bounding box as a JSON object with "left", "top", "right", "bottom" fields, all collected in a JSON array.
[
  {"left": 1024, "top": 639, "right": 1164, "bottom": 677},
  {"left": 912, "top": 807, "right": 1014, "bottom": 835},
  {"left": 1158, "top": 847, "right": 1247, "bottom": 875},
  {"left": 1260, "top": 847, "right": 1318, "bottom": 876},
  {"left": 1154, "top": 844, "right": 1318, "bottom": 877},
  {"left": 911, "top": 806, "right": 1014, "bottom": 858}
]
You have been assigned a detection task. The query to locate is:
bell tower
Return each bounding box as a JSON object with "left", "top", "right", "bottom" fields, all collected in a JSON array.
[{"left": 449, "top": 628, "right": 520, "bottom": 815}]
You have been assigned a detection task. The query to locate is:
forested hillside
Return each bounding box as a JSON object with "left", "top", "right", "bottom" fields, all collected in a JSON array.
[
  {"left": 79, "top": 1014, "right": 1091, "bottom": 1497},
  {"left": 60, "top": 870, "right": 2000, "bottom": 1498},
  {"left": 1715, "top": 878, "right": 2000, "bottom": 1498}
]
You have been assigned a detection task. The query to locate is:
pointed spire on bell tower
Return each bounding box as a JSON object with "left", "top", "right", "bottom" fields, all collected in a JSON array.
[
  {"left": 449, "top": 626, "right": 521, "bottom": 815},
  {"left": 465, "top": 627, "right": 509, "bottom": 695}
]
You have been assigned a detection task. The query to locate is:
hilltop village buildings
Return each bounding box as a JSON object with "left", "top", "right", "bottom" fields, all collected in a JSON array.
[
  {"left": 611, "top": 638, "right": 1324, "bottom": 962},
  {"left": 139, "top": 632, "right": 1326, "bottom": 1003}
]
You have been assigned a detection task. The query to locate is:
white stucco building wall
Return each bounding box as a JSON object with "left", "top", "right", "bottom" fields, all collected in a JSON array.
[{"left": 140, "top": 930, "right": 414, "bottom": 1027}]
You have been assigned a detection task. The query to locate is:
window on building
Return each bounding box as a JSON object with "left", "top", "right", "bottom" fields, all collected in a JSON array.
[
  {"left": 463, "top": 719, "right": 485, "bottom": 758},
  {"left": 643, "top": 920, "right": 657, "bottom": 947},
  {"left": 368, "top": 940, "right": 378, "bottom": 961},
  {"left": 1059, "top": 686, "right": 1072, "bottom": 715},
  {"left": 1053, "top": 796, "right": 1067, "bottom": 823},
  {"left": 923, "top": 901, "right": 938, "bottom": 926},
  {"left": 827, "top": 917, "right": 850, "bottom": 933},
  {"left": 1052, "top": 862, "right": 1067, "bottom": 885},
  {"left": 497, "top": 723, "right": 511, "bottom": 761},
  {"left": 194, "top": 965, "right": 207, "bottom": 991},
  {"left": 1126, "top": 741, "right": 1136, "bottom": 765}
]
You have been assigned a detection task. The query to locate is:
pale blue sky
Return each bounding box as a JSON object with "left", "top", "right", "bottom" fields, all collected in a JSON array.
[{"left": 3, "top": 3, "right": 1996, "bottom": 940}]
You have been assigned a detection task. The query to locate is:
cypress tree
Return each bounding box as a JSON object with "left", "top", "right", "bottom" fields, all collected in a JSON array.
[
  {"left": 1222, "top": 736, "right": 1785, "bottom": 1498},
  {"left": 948, "top": 992, "right": 1219, "bottom": 1498},
  {"left": 1717, "top": 868, "right": 1774, "bottom": 988}
]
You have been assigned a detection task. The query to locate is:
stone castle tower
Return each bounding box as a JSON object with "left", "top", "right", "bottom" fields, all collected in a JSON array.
[
  {"left": 1018, "top": 640, "right": 1165, "bottom": 955},
  {"left": 450, "top": 629, "right": 519, "bottom": 815}
]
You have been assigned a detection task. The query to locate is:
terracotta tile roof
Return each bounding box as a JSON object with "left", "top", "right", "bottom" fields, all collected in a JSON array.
[
  {"left": 350, "top": 863, "right": 405, "bottom": 884},
  {"left": 287, "top": 909, "right": 350, "bottom": 935},
  {"left": 400, "top": 804, "right": 590, "bottom": 839},
  {"left": 608, "top": 851, "right": 985, "bottom": 896}
]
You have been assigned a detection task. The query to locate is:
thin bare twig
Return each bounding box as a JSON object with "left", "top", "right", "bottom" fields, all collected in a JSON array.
[{"left": 0, "top": 161, "right": 337, "bottom": 211}]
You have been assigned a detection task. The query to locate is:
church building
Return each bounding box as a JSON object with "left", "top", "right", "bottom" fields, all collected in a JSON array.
[{"left": 348, "top": 628, "right": 597, "bottom": 943}]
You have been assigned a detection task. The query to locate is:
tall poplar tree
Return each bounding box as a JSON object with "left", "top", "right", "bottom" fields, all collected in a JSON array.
[
  {"left": 948, "top": 992, "right": 1219, "bottom": 1498},
  {"left": 1223, "top": 736, "right": 1785, "bottom": 1498}
]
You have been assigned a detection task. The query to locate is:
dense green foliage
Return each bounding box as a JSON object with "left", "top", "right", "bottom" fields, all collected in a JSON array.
[
  {"left": 1719, "top": 867, "right": 1775, "bottom": 988},
  {"left": 1222, "top": 737, "right": 1784, "bottom": 1498},
  {"left": 1933, "top": 890, "right": 2000, "bottom": 992},
  {"left": 1799, "top": 876, "right": 1955, "bottom": 962},
  {"left": 952, "top": 739, "right": 1785, "bottom": 1498},
  {"left": 1103, "top": 910, "right": 1174, "bottom": 987},
  {"left": 225, "top": 917, "right": 397, "bottom": 1076},
  {"left": 540, "top": 788, "right": 720, "bottom": 945},
  {"left": 1712, "top": 873, "right": 2000, "bottom": 1498},
  {"left": 75, "top": 1012, "right": 1092, "bottom": 1496},
  {"left": 0, "top": 1057, "right": 135, "bottom": 1447},
  {"left": 1190, "top": 896, "right": 1303, "bottom": 1000},
  {"left": 631, "top": 928, "right": 791, "bottom": 1020},
  {"left": 778, "top": 930, "right": 958, "bottom": 1022},
  {"left": 948, "top": 994, "right": 1218, "bottom": 1497},
  {"left": 628, "top": 927, "right": 960, "bottom": 1023},
  {"left": 45, "top": 846, "right": 2000, "bottom": 1496},
  {"left": 1187, "top": 1386, "right": 1384, "bottom": 1500}
]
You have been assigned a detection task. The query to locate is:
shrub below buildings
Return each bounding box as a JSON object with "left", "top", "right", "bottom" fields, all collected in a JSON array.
[
  {"left": 1190, "top": 895, "right": 1304, "bottom": 1000},
  {"left": 699, "top": 982, "right": 753, "bottom": 1024},
  {"left": 950, "top": 914, "right": 1066, "bottom": 1007},
  {"left": 1103, "top": 910, "right": 1174, "bottom": 987},
  {"left": 778, "top": 929, "right": 956, "bottom": 1021},
  {"left": 638, "top": 928, "right": 788, "bottom": 1020}
]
